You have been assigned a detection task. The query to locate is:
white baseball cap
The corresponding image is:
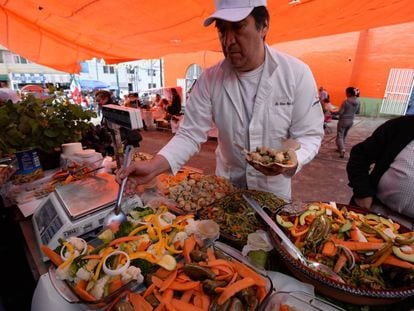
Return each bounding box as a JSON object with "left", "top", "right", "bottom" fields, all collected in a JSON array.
[{"left": 204, "top": 0, "right": 267, "bottom": 27}]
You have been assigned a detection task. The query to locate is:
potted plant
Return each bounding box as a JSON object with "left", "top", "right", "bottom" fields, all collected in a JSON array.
[{"left": 0, "top": 94, "right": 96, "bottom": 169}]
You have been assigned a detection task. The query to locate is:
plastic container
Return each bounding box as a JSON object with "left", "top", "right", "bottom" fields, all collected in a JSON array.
[{"left": 61, "top": 143, "right": 82, "bottom": 156}]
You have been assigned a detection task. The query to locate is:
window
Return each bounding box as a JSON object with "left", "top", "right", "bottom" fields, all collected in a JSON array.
[
  {"left": 103, "top": 66, "right": 115, "bottom": 74},
  {"left": 0, "top": 52, "right": 3, "bottom": 63},
  {"left": 148, "top": 83, "right": 156, "bottom": 89},
  {"left": 80, "top": 62, "right": 89, "bottom": 73},
  {"left": 13, "top": 55, "right": 28, "bottom": 64},
  {"left": 147, "top": 69, "right": 156, "bottom": 76}
]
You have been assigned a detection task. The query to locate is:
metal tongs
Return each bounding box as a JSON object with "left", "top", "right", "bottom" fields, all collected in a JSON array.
[{"left": 242, "top": 194, "right": 345, "bottom": 283}]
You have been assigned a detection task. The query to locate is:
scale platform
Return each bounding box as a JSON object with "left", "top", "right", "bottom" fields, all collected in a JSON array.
[{"left": 32, "top": 173, "right": 119, "bottom": 260}]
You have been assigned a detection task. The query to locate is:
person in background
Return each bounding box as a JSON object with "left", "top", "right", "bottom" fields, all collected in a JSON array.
[
  {"left": 95, "top": 90, "right": 114, "bottom": 117},
  {"left": 127, "top": 92, "right": 141, "bottom": 108},
  {"left": 336, "top": 87, "right": 360, "bottom": 158},
  {"left": 166, "top": 88, "right": 182, "bottom": 116},
  {"left": 318, "top": 86, "right": 329, "bottom": 104},
  {"left": 347, "top": 115, "right": 414, "bottom": 228},
  {"left": 116, "top": 0, "right": 324, "bottom": 202},
  {"left": 152, "top": 93, "right": 162, "bottom": 108}
]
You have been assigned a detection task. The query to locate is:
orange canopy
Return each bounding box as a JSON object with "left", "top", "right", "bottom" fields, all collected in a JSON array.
[{"left": 1, "top": 0, "right": 413, "bottom": 73}]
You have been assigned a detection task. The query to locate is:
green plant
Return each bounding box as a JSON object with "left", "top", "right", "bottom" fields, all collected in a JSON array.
[{"left": 0, "top": 94, "right": 96, "bottom": 157}]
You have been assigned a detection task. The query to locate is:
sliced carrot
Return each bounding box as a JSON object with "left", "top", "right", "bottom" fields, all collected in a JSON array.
[
  {"left": 143, "top": 283, "right": 156, "bottom": 298},
  {"left": 180, "top": 289, "right": 194, "bottom": 303},
  {"left": 162, "top": 288, "right": 174, "bottom": 305},
  {"left": 183, "top": 235, "right": 196, "bottom": 263},
  {"left": 154, "top": 267, "right": 173, "bottom": 280},
  {"left": 74, "top": 286, "right": 96, "bottom": 302},
  {"left": 256, "top": 285, "right": 267, "bottom": 303},
  {"left": 108, "top": 236, "right": 141, "bottom": 247},
  {"left": 193, "top": 293, "right": 203, "bottom": 308},
  {"left": 322, "top": 240, "right": 338, "bottom": 257},
  {"left": 200, "top": 293, "right": 210, "bottom": 311},
  {"left": 280, "top": 305, "right": 290, "bottom": 311},
  {"left": 372, "top": 248, "right": 393, "bottom": 267},
  {"left": 333, "top": 252, "right": 347, "bottom": 273},
  {"left": 206, "top": 259, "right": 235, "bottom": 270},
  {"left": 40, "top": 244, "right": 64, "bottom": 266},
  {"left": 331, "top": 239, "right": 385, "bottom": 251},
  {"left": 160, "top": 268, "right": 178, "bottom": 292},
  {"left": 152, "top": 275, "right": 164, "bottom": 288},
  {"left": 168, "top": 280, "right": 200, "bottom": 291},
  {"left": 217, "top": 277, "right": 256, "bottom": 305},
  {"left": 229, "top": 272, "right": 238, "bottom": 285},
  {"left": 366, "top": 236, "right": 385, "bottom": 243},
  {"left": 383, "top": 255, "right": 414, "bottom": 269},
  {"left": 322, "top": 204, "right": 345, "bottom": 223},
  {"left": 171, "top": 298, "right": 204, "bottom": 311},
  {"left": 108, "top": 277, "right": 123, "bottom": 294},
  {"left": 75, "top": 279, "right": 87, "bottom": 291},
  {"left": 231, "top": 260, "right": 267, "bottom": 288},
  {"left": 128, "top": 292, "right": 153, "bottom": 311}
]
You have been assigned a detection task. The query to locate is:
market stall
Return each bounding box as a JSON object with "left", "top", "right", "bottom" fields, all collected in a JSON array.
[{"left": 3, "top": 152, "right": 411, "bottom": 311}]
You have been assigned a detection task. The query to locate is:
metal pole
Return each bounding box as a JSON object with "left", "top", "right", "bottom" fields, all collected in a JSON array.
[
  {"left": 115, "top": 66, "right": 120, "bottom": 97},
  {"left": 159, "top": 58, "right": 163, "bottom": 87}
]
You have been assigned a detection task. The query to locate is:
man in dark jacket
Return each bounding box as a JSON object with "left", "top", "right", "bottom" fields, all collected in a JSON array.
[{"left": 347, "top": 115, "right": 414, "bottom": 225}]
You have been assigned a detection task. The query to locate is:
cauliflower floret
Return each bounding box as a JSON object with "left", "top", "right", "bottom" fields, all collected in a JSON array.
[
  {"left": 90, "top": 275, "right": 109, "bottom": 300},
  {"left": 75, "top": 267, "right": 92, "bottom": 281},
  {"left": 172, "top": 231, "right": 188, "bottom": 248},
  {"left": 184, "top": 218, "right": 199, "bottom": 236},
  {"left": 159, "top": 212, "right": 176, "bottom": 227},
  {"left": 121, "top": 266, "right": 144, "bottom": 284},
  {"left": 55, "top": 264, "right": 73, "bottom": 282},
  {"left": 67, "top": 237, "right": 86, "bottom": 252},
  {"left": 146, "top": 243, "right": 166, "bottom": 257}
]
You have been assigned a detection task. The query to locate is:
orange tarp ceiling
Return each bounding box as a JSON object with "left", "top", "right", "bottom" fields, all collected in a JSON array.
[{"left": 1, "top": 0, "right": 413, "bottom": 73}]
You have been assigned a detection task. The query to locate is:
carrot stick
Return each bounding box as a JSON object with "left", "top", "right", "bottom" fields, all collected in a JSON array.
[
  {"left": 193, "top": 293, "right": 203, "bottom": 308},
  {"left": 40, "top": 244, "right": 64, "bottom": 266},
  {"left": 383, "top": 255, "right": 414, "bottom": 269},
  {"left": 180, "top": 289, "right": 194, "bottom": 303},
  {"left": 171, "top": 298, "right": 204, "bottom": 311},
  {"left": 217, "top": 277, "right": 256, "bottom": 305},
  {"left": 154, "top": 267, "right": 173, "bottom": 280},
  {"left": 231, "top": 261, "right": 267, "bottom": 288},
  {"left": 183, "top": 235, "right": 196, "bottom": 263},
  {"left": 74, "top": 286, "right": 96, "bottom": 302},
  {"left": 322, "top": 240, "right": 338, "bottom": 257},
  {"left": 160, "top": 268, "right": 178, "bottom": 292},
  {"left": 168, "top": 280, "right": 200, "bottom": 291},
  {"left": 331, "top": 239, "right": 385, "bottom": 251},
  {"left": 108, "top": 277, "right": 123, "bottom": 294},
  {"left": 200, "top": 293, "right": 210, "bottom": 311},
  {"left": 322, "top": 204, "right": 345, "bottom": 223},
  {"left": 75, "top": 279, "right": 87, "bottom": 291},
  {"left": 162, "top": 288, "right": 174, "bottom": 305},
  {"left": 152, "top": 275, "right": 164, "bottom": 288},
  {"left": 108, "top": 235, "right": 141, "bottom": 246},
  {"left": 372, "top": 248, "right": 393, "bottom": 267},
  {"left": 256, "top": 285, "right": 267, "bottom": 303},
  {"left": 143, "top": 283, "right": 156, "bottom": 298},
  {"left": 333, "top": 252, "right": 347, "bottom": 273},
  {"left": 128, "top": 292, "right": 153, "bottom": 311}
]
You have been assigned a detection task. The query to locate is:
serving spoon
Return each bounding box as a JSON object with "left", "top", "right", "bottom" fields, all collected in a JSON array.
[
  {"left": 242, "top": 194, "right": 345, "bottom": 284},
  {"left": 102, "top": 145, "right": 133, "bottom": 232}
]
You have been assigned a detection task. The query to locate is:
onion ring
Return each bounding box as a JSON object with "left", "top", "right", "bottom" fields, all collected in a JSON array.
[
  {"left": 60, "top": 237, "right": 88, "bottom": 260},
  {"left": 103, "top": 250, "right": 130, "bottom": 276}
]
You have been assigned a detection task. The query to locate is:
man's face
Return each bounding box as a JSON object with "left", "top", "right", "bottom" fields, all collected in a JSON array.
[{"left": 216, "top": 15, "right": 268, "bottom": 72}]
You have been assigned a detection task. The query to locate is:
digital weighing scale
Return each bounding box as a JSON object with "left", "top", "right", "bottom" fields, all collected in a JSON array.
[{"left": 32, "top": 173, "right": 119, "bottom": 261}]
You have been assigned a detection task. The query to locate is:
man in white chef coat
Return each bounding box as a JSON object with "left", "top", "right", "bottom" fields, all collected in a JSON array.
[{"left": 118, "top": 0, "right": 324, "bottom": 202}]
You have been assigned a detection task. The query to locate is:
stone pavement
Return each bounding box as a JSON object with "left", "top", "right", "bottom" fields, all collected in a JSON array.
[{"left": 138, "top": 116, "right": 390, "bottom": 204}]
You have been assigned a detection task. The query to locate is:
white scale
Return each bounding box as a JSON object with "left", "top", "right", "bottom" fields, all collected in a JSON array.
[{"left": 32, "top": 173, "right": 119, "bottom": 261}]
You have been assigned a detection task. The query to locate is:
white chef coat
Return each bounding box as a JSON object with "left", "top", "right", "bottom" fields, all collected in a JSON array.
[{"left": 159, "top": 44, "right": 324, "bottom": 201}]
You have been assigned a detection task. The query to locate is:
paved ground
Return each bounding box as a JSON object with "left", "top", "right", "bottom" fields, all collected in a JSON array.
[{"left": 138, "top": 116, "right": 389, "bottom": 204}]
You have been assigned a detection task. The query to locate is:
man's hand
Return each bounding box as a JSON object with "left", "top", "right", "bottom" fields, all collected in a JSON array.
[
  {"left": 247, "top": 148, "right": 298, "bottom": 176},
  {"left": 354, "top": 196, "right": 373, "bottom": 209}
]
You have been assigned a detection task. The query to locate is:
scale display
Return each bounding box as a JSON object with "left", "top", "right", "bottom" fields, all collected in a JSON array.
[{"left": 33, "top": 173, "right": 119, "bottom": 261}]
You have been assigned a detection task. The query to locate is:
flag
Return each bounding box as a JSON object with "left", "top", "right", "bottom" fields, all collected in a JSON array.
[{"left": 70, "top": 76, "right": 82, "bottom": 104}]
